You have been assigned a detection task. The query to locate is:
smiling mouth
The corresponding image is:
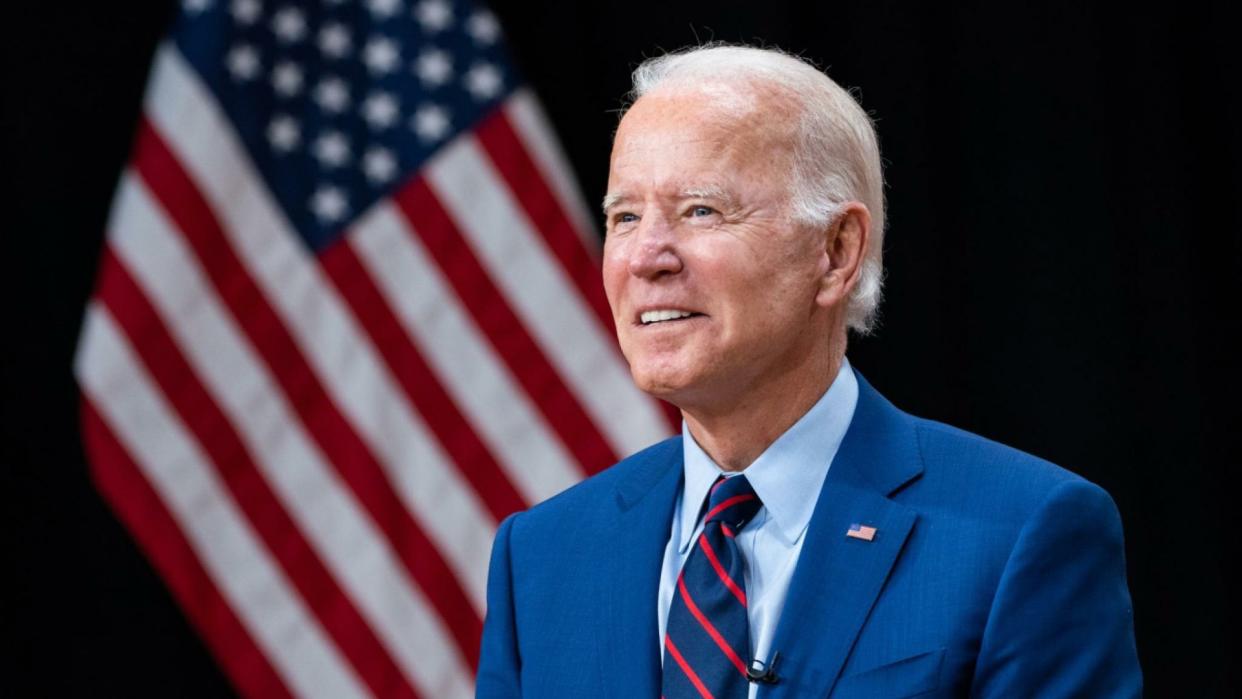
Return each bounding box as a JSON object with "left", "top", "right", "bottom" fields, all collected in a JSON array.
[{"left": 639, "top": 310, "right": 703, "bottom": 325}]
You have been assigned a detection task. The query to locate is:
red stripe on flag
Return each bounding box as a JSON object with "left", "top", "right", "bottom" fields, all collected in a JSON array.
[
  {"left": 130, "top": 119, "right": 482, "bottom": 669},
  {"left": 94, "top": 250, "right": 417, "bottom": 698},
  {"left": 319, "top": 239, "right": 528, "bottom": 520},
  {"left": 391, "top": 176, "right": 619, "bottom": 474},
  {"left": 83, "top": 397, "right": 295, "bottom": 699},
  {"left": 659, "top": 400, "right": 681, "bottom": 431},
  {"left": 474, "top": 109, "right": 613, "bottom": 332}
]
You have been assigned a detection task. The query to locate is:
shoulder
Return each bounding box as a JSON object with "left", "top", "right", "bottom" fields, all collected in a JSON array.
[
  {"left": 504, "top": 436, "right": 682, "bottom": 539},
  {"left": 850, "top": 371, "right": 1112, "bottom": 522},
  {"left": 905, "top": 413, "right": 1116, "bottom": 526},
  {"left": 886, "top": 410, "right": 1129, "bottom": 621},
  {"left": 912, "top": 415, "right": 1081, "bottom": 487}
]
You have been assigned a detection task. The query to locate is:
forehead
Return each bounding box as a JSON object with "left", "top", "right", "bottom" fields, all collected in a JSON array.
[{"left": 607, "top": 89, "right": 797, "bottom": 193}]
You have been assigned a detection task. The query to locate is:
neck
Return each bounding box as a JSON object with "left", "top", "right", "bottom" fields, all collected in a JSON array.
[{"left": 682, "top": 339, "right": 846, "bottom": 472}]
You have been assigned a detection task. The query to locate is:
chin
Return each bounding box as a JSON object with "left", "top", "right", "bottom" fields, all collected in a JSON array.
[
  {"left": 631, "top": 370, "right": 679, "bottom": 399},
  {"left": 630, "top": 362, "right": 682, "bottom": 394},
  {"left": 629, "top": 361, "right": 703, "bottom": 406}
]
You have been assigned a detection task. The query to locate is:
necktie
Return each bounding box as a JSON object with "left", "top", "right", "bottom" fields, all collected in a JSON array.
[{"left": 663, "top": 475, "right": 763, "bottom": 699}]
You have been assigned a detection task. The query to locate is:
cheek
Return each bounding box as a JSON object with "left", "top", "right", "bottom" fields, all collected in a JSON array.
[
  {"left": 714, "top": 264, "right": 808, "bottom": 339},
  {"left": 600, "top": 248, "right": 627, "bottom": 309}
]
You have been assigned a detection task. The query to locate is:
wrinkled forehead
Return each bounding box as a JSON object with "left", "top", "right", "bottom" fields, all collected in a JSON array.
[
  {"left": 608, "top": 85, "right": 800, "bottom": 189},
  {"left": 616, "top": 80, "right": 800, "bottom": 148}
]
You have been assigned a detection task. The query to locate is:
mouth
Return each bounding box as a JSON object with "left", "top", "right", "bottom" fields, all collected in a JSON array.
[{"left": 637, "top": 309, "right": 705, "bottom": 326}]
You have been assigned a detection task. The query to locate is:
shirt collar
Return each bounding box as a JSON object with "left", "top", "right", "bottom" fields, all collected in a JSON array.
[{"left": 678, "top": 358, "right": 859, "bottom": 552}]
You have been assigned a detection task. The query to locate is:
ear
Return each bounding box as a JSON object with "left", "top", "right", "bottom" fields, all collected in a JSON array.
[{"left": 815, "top": 202, "right": 871, "bottom": 309}]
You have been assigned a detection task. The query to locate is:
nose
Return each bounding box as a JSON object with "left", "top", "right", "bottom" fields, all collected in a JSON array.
[{"left": 628, "top": 215, "right": 683, "bottom": 279}]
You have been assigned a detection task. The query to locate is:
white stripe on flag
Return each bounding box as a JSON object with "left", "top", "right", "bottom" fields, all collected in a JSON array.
[
  {"left": 426, "top": 136, "right": 671, "bottom": 457},
  {"left": 504, "top": 89, "right": 600, "bottom": 252},
  {"left": 146, "top": 44, "right": 494, "bottom": 613},
  {"left": 108, "top": 173, "right": 475, "bottom": 698},
  {"left": 351, "top": 202, "right": 584, "bottom": 504},
  {"left": 76, "top": 306, "right": 368, "bottom": 699}
]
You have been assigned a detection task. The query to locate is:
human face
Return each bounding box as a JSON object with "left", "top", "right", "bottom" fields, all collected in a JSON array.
[{"left": 602, "top": 90, "right": 833, "bottom": 411}]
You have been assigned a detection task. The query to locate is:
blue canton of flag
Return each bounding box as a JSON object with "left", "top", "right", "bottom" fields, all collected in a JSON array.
[{"left": 177, "top": 0, "right": 516, "bottom": 250}]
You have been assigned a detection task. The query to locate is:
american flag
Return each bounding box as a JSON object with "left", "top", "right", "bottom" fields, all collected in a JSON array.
[
  {"left": 846, "top": 523, "right": 877, "bottom": 541},
  {"left": 73, "top": 1, "right": 674, "bottom": 696}
]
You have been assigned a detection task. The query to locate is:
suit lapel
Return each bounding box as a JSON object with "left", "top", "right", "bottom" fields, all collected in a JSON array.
[
  {"left": 597, "top": 438, "right": 683, "bottom": 699},
  {"left": 759, "top": 371, "right": 924, "bottom": 699}
]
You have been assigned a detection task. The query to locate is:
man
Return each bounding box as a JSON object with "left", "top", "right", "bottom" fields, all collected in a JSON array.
[{"left": 477, "top": 44, "right": 1141, "bottom": 698}]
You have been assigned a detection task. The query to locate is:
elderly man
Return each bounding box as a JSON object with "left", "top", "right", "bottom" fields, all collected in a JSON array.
[{"left": 477, "top": 45, "right": 1141, "bottom": 698}]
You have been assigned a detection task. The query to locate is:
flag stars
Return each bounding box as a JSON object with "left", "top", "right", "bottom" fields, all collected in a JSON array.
[
  {"left": 464, "top": 62, "right": 503, "bottom": 100},
  {"left": 362, "top": 91, "right": 400, "bottom": 130},
  {"left": 466, "top": 10, "right": 501, "bottom": 44},
  {"left": 206, "top": 0, "right": 518, "bottom": 236},
  {"left": 312, "top": 130, "right": 351, "bottom": 168},
  {"left": 414, "top": 0, "right": 453, "bottom": 32},
  {"left": 363, "top": 147, "right": 398, "bottom": 184},
  {"left": 314, "top": 76, "right": 350, "bottom": 113},
  {"left": 411, "top": 103, "right": 450, "bottom": 142},
  {"left": 271, "top": 61, "right": 304, "bottom": 97},
  {"left": 271, "top": 6, "right": 307, "bottom": 43},
  {"left": 226, "top": 44, "right": 261, "bottom": 81},
  {"left": 414, "top": 48, "right": 452, "bottom": 86},
  {"left": 366, "top": 0, "right": 402, "bottom": 19},
  {"left": 318, "top": 23, "right": 352, "bottom": 59},
  {"left": 230, "top": 0, "right": 261, "bottom": 24},
  {"left": 267, "top": 115, "right": 300, "bottom": 152},
  {"left": 310, "top": 186, "right": 349, "bottom": 224},
  {"left": 363, "top": 36, "right": 401, "bottom": 75}
]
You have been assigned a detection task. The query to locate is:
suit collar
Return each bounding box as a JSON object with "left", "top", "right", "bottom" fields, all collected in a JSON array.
[
  {"left": 614, "top": 436, "right": 683, "bottom": 512},
  {"left": 835, "top": 370, "right": 924, "bottom": 497},
  {"left": 599, "top": 437, "right": 683, "bottom": 698},
  {"left": 759, "top": 369, "right": 924, "bottom": 698}
]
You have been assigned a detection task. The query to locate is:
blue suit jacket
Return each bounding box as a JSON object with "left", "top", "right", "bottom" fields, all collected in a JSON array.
[{"left": 478, "top": 372, "right": 1142, "bottom": 697}]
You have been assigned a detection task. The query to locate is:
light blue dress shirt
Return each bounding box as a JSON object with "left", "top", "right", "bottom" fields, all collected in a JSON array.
[{"left": 657, "top": 359, "right": 859, "bottom": 697}]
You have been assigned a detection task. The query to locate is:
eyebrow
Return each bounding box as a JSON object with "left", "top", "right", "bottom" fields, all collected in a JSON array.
[
  {"left": 601, "top": 192, "right": 626, "bottom": 214},
  {"left": 680, "top": 186, "right": 732, "bottom": 204},
  {"left": 601, "top": 186, "right": 735, "bottom": 214}
]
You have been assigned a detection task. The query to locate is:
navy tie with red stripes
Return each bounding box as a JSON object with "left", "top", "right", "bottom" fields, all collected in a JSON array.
[{"left": 663, "top": 475, "right": 763, "bottom": 699}]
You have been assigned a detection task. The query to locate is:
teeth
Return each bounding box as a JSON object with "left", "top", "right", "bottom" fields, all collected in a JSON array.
[{"left": 640, "top": 310, "right": 694, "bottom": 324}]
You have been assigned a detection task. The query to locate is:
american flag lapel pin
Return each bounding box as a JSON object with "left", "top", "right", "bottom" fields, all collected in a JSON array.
[{"left": 846, "top": 523, "right": 877, "bottom": 541}]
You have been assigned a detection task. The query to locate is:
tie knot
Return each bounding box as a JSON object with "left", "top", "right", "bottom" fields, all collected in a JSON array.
[{"left": 704, "top": 475, "right": 762, "bottom": 531}]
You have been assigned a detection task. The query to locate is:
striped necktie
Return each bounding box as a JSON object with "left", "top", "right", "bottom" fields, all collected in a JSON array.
[{"left": 663, "top": 474, "right": 763, "bottom": 699}]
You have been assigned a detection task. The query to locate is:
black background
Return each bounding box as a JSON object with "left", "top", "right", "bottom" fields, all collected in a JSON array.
[{"left": 5, "top": 1, "right": 1237, "bottom": 696}]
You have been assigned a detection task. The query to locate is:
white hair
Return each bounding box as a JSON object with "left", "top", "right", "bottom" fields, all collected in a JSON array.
[{"left": 628, "top": 44, "right": 886, "bottom": 335}]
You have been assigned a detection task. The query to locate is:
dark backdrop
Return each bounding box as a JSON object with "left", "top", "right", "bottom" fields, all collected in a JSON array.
[{"left": 5, "top": 1, "right": 1237, "bottom": 696}]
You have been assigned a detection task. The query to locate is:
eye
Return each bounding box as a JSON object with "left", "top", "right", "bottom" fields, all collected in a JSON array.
[
  {"left": 689, "top": 205, "right": 716, "bottom": 217},
  {"left": 607, "top": 211, "right": 639, "bottom": 233}
]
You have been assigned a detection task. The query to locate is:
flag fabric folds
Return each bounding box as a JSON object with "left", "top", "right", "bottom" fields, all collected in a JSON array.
[{"left": 74, "top": 1, "right": 674, "bottom": 696}]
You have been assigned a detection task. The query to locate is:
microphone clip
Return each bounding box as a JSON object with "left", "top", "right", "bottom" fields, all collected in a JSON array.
[{"left": 746, "top": 651, "right": 781, "bottom": 685}]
